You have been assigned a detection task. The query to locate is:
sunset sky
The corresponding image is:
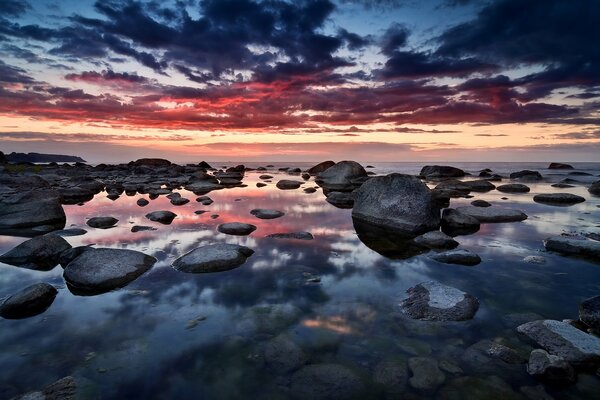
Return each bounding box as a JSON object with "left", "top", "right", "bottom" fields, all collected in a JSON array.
[{"left": 0, "top": 0, "right": 599, "bottom": 163}]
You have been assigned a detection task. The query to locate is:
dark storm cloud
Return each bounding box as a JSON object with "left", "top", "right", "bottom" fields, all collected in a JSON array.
[
  {"left": 0, "top": 0, "right": 30, "bottom": 17},
  {"left": 379, "top": 23, "right": 409, "bottom": 56},
  {"left": 0, "top": 60, "right": 35, "bottom": 83}
]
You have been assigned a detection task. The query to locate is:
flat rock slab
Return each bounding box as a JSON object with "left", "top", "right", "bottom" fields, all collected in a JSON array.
[
  {"left": 0, "top": 283, "right": 57, "bottom": 319},
  {"left": 544, "top": 235, "right": 600, "bottom": 261},
  {"left": 217, "top": 222, "right": 257, "bottom": 235},
  {"left": 276, "top": 180, "right": 303, "bottom": 190},
  {"left": 517, "top": 320, "right": 600, "bottom": 368},
  {"left": 430, "top": 249, "right": 481, "bottom": 266},
  {"left": 250, "top": 209, "right": 285, "bottom": 219},
  {"left": 86, "top": 216, "right": 118, "bottom": 229},
  {"left": 290, "top": 364, "right": 365, "bottom": 400},
  {"left": 266, "top": 232, "right": 314, "bottom": 240},
  {"left": 413, "top": 231, "right": 458, "bottom": 249},
  {"left": 533, "top": 193, "right": 586, "bottom": 205},
  {"left": 63, "top": 248, "right": 156, "bottom": 295},
  {"left": 53, "top": 228, "right": 87, "bottom": 237},
  {"left": 400, "top": 281, "right": 479, "bottom": 321},
  {"left": 0, "top": 234, "right": 71, "bottom": 270},
  {"left": 172, "top": 243, "right": 254, "bottom": 273},
  {"left": 497, "top": 183, "right": 530, "bottom": 193},
  {"left": 145, "top": 210, "right": 177, "bottom": 224},
  {"left": 456, "top": 206, "right": 527, "bottom": 223},
  {"left": 0, "top": 191, "right": 66, "bottom": 236}
]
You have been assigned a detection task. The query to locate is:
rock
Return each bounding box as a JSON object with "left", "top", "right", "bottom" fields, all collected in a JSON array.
[
  {"left": 304, "top": 187, "right": 317, "bottom": 194},
  {"left": 517, "top": 319, "right": 600, "bottom": 368},
  {"left": 10, "top": 376, "right": 79, "bottom": 400},
  {"left": 58, "top": 186, "right": 95, "bottom": 204},
  {"left": 439, "top": 376, "right": 522, "bottom": 400},
  {"left": 145, "top": 210, "right": 177, "bottom": 224},
  {"left": 533, "top": 193, "right": 586, "bottom": 205},
  {"left": 420, "top": 165, "right": 465, "bottom": 178},
  {"left": 548, "top": 163, "right": 574, "bottom": 170},
  {"left": 372, "top": 359, "right": 408, "bottom": 395},
  {"left": 471, "top": 199, "right": 491, "bottom": 207},
  {"left": 172, "top": 243, "right": 254, "bottom": 273},
  {"left": 552, "top": 183, "right": 575, "bottom": 188},
  {"left": 441, "top": 208, "right": 480, "bottom": 235},
  {"left": 524, "top": 255, "right": 546, "bottom": 264},
  {"left": 315, "top": 160, "right": 368, "bottom": 191},
  {"left": 497, "top": 183, "right": 531, "bottom": 193},
  {"left": 196, "top": 195, "right": 213, "bottom": 205},
  {"left": 352, "top": 174, "right": 440, "bottom": 237},
  {"left": 462, "top": 340, "right": 526, "bottom": 369},
  {"left": 589, "top": 181, "right": 600, "bottom": 196},
  {"left": 290, "top": 364, "right": 365, "bottom": 400},
  {"left": 266, "top": 232, "right": 314, "bottom": 240},
  {"left": 325, "top": 191, "right": 354, "bottom": 208},
  {"left": 510, "top": 170, "right": 543, "bottom": 181},
  {"left": 132, "top": 158, "right": 171, "bottom": 167},
  {"left": 0, "top": 234, "right": 71, "bottom": 270},
  {"left": 170, "top": 197, "right": 190, "bottom": 205},
  {"left": 400, "top": 281, "right": 479, "bottom": 321},
  {"left": 131, "top": 225, "right": 157, "bottom": 233},
  {"left": 413, "top": 231, "right": 458, "bottom": 249},
  {"left": 302, "top": 173, "right": 310, "bottom": 180},
  {"left": 250, "top": 209, "right": 285, "bottom": 219},
  {"left": 527, "top": 349, "right": 576, "bottom": 385},
  {"left": 0, "top": 190, "right": 66, "bottom": 236},
  {"left": 307, "top": 160, "right": 336, "bottom": 175},
  {"left": 0, "top": 283, "right": 57, "bottom": 319},
  {"left": 579, "top": 295, "right": 600, "bottom": 332},
  {"left": 58, "top": 245, "right": 93, "bottom": 267},
  {"left": 408, "top": 357, "right": 445, "bottom": 392},
  {"left": 435, "top": 180, "right": 471, "bottom": 195},
  {"left": 430, "top": 249, "right": 481, "bottom": 266},
  {"left": 86, "top": 216, "right": 118, "bottom": 229},
  {"left": 256, "top": 182, "right": 266, "bottom": 188},
  {"left": 217, "top": 222, "right": 257, "bottom": 236},
  {"left": 462, "top": 180, "right": 496, "bottom": 192},
  {"left": 264, "top": 335, "right": 306, "bottom": 373},
  {"left": 185, "top": 181, "right": 222, "bottom": 194},
  {"left": 455, "top": 206, "right": 527, "bottom": 222},
  {"left": 259, "top": 174, "right": 273, "bottom": 180},
  {"left": 53, "top": 228, "right": 87, "bottom": 237},
  {"left": 136, "top": 198, "right": 149, "bottom": 206},
  {"left": 276, "top": 179, "right": 303, "bottom": 190},
  {"left": 63, "top": 248, "right": 156, "bottom": 295},
  {"left": 544, "top": 235, "right": 600, "bottom": 261}
]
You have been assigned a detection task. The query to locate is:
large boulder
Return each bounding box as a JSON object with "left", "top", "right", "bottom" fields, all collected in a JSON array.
[
  {"left": 172, "top": 243, "right": 254, "bottom": 273},
  {"left": 307, "top": 160, "right": 336, "bottom": 175},
  {"left": 420, "top": 165, "right": 465, "bottom": 179},
  {"left": 352, "top": 174, "right": 440, "bottom": 237},
  {"left": 63, "top": 248, "right": 156, "bottom": 295},
  {"left": 0, "top": 283, "right": 58, "bottom": 319},
  {"left": 544, "top": 235, "right": 600, "bottom": 262},
  {"left": 0, "top": 234, "right": 71, "bottom": 270},
  {"left": 315, "top": 160, "right": 368, "bottom": 192},
  {"left": 455, "top": 206, "right": 527, "bottom": 223},
  {"left": 0, "top": 190, "right": 66, "bottom": 236},
  {"left": 400, "top": 281, "right": 479, "bottom": 321}
]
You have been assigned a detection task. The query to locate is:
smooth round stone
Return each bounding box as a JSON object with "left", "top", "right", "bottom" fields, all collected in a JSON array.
[
  {"left": 217, "top": 222, "right": 257, "bottom": 236},
  {"left": 172, "top": 243, "right": 254, "bottom": 273},
  {"left": 53, "top": 228, "right": 88, "bottom": 237},
  {"left": 497, "top": 183, "right": 530, "bottom": 193},
  {"left": 0, "top": 283, "right": 57, "bottom": 319},
  {"left": 429, "top": 249, "right": 481, "bottom": 266},
  {"left": 408, "top": 357, "right": 445, "bottom": 392},
  {"left": 471, "top": 199, "right": 491, "bottom": 207},
  {"left": 276, "top": 180, "right": 303, "bottom": 190},
  {"left": 145, "top": 210, "right": 177, "bottom": 224},
  {"left": 250, "top": 209, "right": 285, "bottom": 219},
  {"left": 533, "top": 193, "right": 586, "bottom": 205},
  {"left": 0, "top": 234, "right": 72, "bottom": 270},
  {"left": 400, "top": 281, "right": 479, "bottom": 321},
  {"left": 86, "top": 216, "right": 118, "bottom": 229},
  {"left": 290, "top": 364, "right": 365, "bottom": 400},
  {"left": 544, "top": 235, "right": 600, "bottom": 261},
  {"left": 136, "top": 198, "right": 149, "bottom": 207},
  {"left": 264, "top": 335, "right": 306, "bottom": 373},
  {"left": 413, "top": 231, "right": 458, "bottom": 249},
  {"left": 170, "top": 197, "right": 190, "bottom": 206}
]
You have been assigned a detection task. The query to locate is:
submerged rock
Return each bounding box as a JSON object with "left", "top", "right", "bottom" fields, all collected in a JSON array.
[
  {"left": 533, "top": 193, "right": 586, "bottom": 205},
  {"left": 307, "top": 160, "right": 336, "bottom": 175},
  {"left": 400, "top": 281, "right": 479, "bottom": 321},
  {"left": 0, "top": 283, "right": 57, "bottom": 319},
  {"left": 413, "top": 231, "right": 458, "bottom": 249},
  {"left": 290, "top": 364, "right": 365, "bottom": 400},
  {"left": 579, "top": 295, "right": 600, "bottom": 332},
  {"left": 10, "top": 376, "right": 79, "bottom": 400},
  {"left": 496, "top": 183, "right": 530, "bottom": 193},
  {"left": 408, "top": 357, "right": 445, "bottom": 392},
  {"left": 266, "top": 232, "right": 314, "bottom": 240},
  {"left": 315, "top": 160, "right": 368, "bottom": 192},
  {"left": 420, "top": 165, "right": 465, "bottom": 178},
  {"left": 264, "top": 335, "right": 306, "bottom": 373},
  {"left": 373, "top": 359, "right": 408, "bottom": 395},
  {"left": 527, "top": 349, "right": 576, "bottom": 385},
  {"left": 63, "top": 248, "right": 156, "bottom": 295},
  {"left": 172, "top": 243, "right": 254, "bottom": 273},
  {"left": 352, "top": 174, "right": 440, "bottom": 236},
  {"left": 455, "top": 206, "right": 527, "bottom": 223},
  {"left": 250, "top": 209, "right": 285, "bottom": 219},
  {"left": 86, "top": 216, "right": 118, "bottom": 229},
  {"left": 276, "top": 179, "right": 303, "bottom": 190},
  {"left": 0, "top": 234, "right": 71, "bottom": 270},
  {"left": 544, "top": 235, "right": 600, "bottom": 261},
  {"left": 430, "top": 249, "right": 481, "bottom": 266},
  {"left": 145, "top": 210, "right": 177, "bottom": 224},
  {"left": 217, "top": 222, "right": 257, "bottom": 236}
]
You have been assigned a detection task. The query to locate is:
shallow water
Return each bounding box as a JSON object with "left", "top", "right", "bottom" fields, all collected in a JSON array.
[{"left": 1, "top": 162, "right": 600, "bottom": 399}]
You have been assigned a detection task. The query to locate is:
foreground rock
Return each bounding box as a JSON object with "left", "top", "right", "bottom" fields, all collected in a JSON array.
[
  {"left": 441, "top": 208, "right": 480, "bottom": 235},
  {"left": 250, "top": 209, "right": 285, "bottom": 219},
  {"left": 420, "top": 165, "right": 465, "bottom": 179},
  {"left": 276, "top": 180, "right": 303, "bottom": 190},
  {"left": 527, "top": 349, "right": 575, "bottom": 385},
  {"left": 579, "top": 295, "right": 600, "bottom": 332},
  {"left": 307, "top": 160, "right": 336, "bottom": 175},
  {"left": 0, "top": 283, "right": 57, "bottom": 319},
  {"left": 496, "top": 183, "right": 530, "bottom": 193},
  {"left": 315, "top": 160, "right": 368, "bottom": 191},
  {"left": 455, "top": 206, "right": 527, "bottom": 223},
  {"left": 217, "top": 222, "right": 257, "bottom": 236},
  {"left": 352, "top": 174, "right": 440, "bottom": 236},
  {"left": 172, "top": 243, "right": 254, "bottom": 273},
  {"left": 400, "top": 281, "right": 479, "bottom": 321},
  {"left": 0, "top": 234, "right": 71, "bottom": 270},
  {"left": 517, "top": 320, "right": 600, "bottom": 368},
  {"left": 0, "top": 190, "right": 66, "bottom": 236},
  {"left": 290, "top": 364, "right": 365, "bottom": 400},
  {"left": 430, "top": 249, "right": 481, "bottom": 266},
  {"left": 63, "top": 248, "right": 156, "bottom": 295},
  {"left": 145, "top": 210, "right": 177, "bottom": 224},
  {"left": 544, "top": 235, "right": 600, "bottom": 261},
  {"left": 533, "top": 193, "right": 586, "bottom": 205},
  {"left": 413, "top": 231, "right": 458, "bottom": 249},
  {"left": 86, "top": 216, "right": 118, "bottom": 229},
  {"left": 266, "top": 232, "right": 314, "bottom": 240}
]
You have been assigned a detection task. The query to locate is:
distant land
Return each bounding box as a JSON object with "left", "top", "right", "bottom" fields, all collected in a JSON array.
[{"left": 1, "top": 152, "right": 86, "bottom": 163}]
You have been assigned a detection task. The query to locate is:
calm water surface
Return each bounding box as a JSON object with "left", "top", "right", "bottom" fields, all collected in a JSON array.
[{"left": 1, "top": 162, "right": 599, "bottom": 399}]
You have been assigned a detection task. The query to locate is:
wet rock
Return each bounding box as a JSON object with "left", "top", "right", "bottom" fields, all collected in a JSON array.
[
  {"left": 462, "top": 180, "right": 496, "bottom": 192},
  {"left": 497, "top": 183, "right": 531, "bottom": 193},
  {"left": 290, "top": 364, "right": 365, "bottom": 400},
  {"left": 0, "top": 190, "right": 66, "bottom": 236},
  {"left": 463, "top": 340, "right": 526, "bottom": 368},
  {"left": 315, "top": 160, "right": 368, "bottom": 191},
  {"left": 58, "top": 245, "right": 93, "bottom": 267},
  {"left": 0, "top": 283, "right": 57, "bottom": 319},
  {"left": 238, "top": 303, "right": 302, "bottom": 335},
  {"left": 551, "top": 183, "right": 575, "bottom": 188},
  {"left": 266, "top": 232, "right": 314, "bottom": 240},
  {"left": 170, "top": 197, "right": 189, "bottom": 205},
  {"left": 434, "top": 180, "right": 471, "bottom": 195},
  {"left": 408, "top": 357, "right": 445, "bottom": 392},
  {"left": 256, "top": 182, "right": 266, "bottom": 188},
  {"left": 196, "top": 195, "right": 213, "bottom": 205},
  {"left": 86, "top": 216, "right": 118, "bottom": 229},
  {"left": 400, "top": 281, "right": 479, "bottom": 321},
  {"left": 517, "top": 319, "right": 600, "bottom": 368},
  {"left": 53, "top": 228, "right": 87, "bottom": 237},
  {"left": 264, "top": 335, "right": 306, "bottom": 373},
  {"left": 250, "top": 209, "right": 285, "bottom": 219},
  {"left": 533, "top": 193, "right": 586, "bottom": 205},
  {"left": 0, "top": 234, "right": 71, "bottom": 270},
  {"left": 471, "top": 199, "right": 491, "bottom": 207},
  {"left": 58, "top": 186, "right": 95, "bottom": 204},
  {"left": 131, "top": 225, "right": 157, "bottom": 233},
  {"left": 184, "top": 181, "right": 223, "bottom": 194},
  {"left": 455, "top": 206, "right": 527, "bottom": 222},
  {"left": 259, "top": 174, "right": 273, "bottom": 180},
  {"left": 544, "top": 235, "right": 600, "bottom": 261},
  {"left": 172, "top": 243, "right": 254, "bottom": 273},
  {"left": 430, "top": 249, "right": 481, "bottom": 266},
  {"left": 548, "top": 163, "right": 574, "bottom": 170},
  {"left": 325, "top": 191, "right": 354, "bottom": 208},
  {"left": 413, "top": 231, "right": 458, "bottom": 249},
  {"left": 136, "top": 198, "right": 149, "bottom": 206},
  {"left": 307, "top": 160, "right": 336, "bottom": 175},
  {"left": 352, "top": 174, "right": 440, "bottom": 236},
  {"left": 304, "top": 187, "right": 317, "bottom": 194},
  {"left": 145, "top": 210, "right": 177, "bottom": 224},
  {"left": 132, "top": 158, "right": 171, "bottom": 167},
  {"left": 589, "top": 181, "right": 600, "bottom": 196},
  {"left": 579, "top": 295, "right": 600, "bottom": 332},
  {"left": 420, "top": 165, "right": 465, "bottom": 178},
  {"left": 524, "top": 255, "right": 546, "bottom": 264},
  {"left": 10, "top": 376, "right": 79, "bottom": 400},
  {"left": 527, "top": 349, "right": 576, "bottom": 385},
  {"left": 276, "top": 179, "right": 303, "bottom": 190},
  {"left": 217, "top": 222, "right": 257, "bottom": 236},
  {"left": 63, "top": 248, "right": 156, "bottom": 295},
  {"left": 373, "top": 359, "right": 408, "bottom": 395},
  {"left": 510, "top": 170, "right": 543, "bottom": 181},
  {"left": 441, "top": 208, "right": 480, "bottom": 235}
]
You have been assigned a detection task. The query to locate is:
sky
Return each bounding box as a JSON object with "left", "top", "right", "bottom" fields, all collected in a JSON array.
[{"left": 0, "top": 0, "right": 599, "bottom": 163}]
